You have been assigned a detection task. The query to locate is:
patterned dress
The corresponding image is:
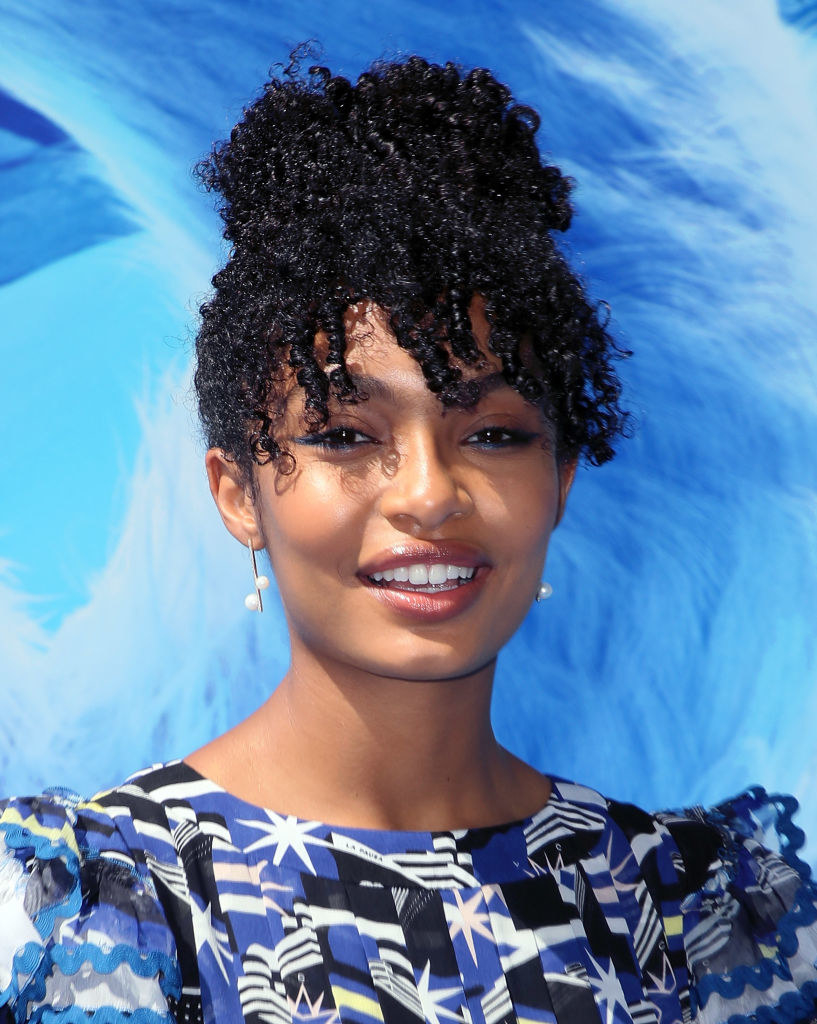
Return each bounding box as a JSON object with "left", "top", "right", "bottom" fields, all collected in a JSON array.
[{"left": 1, "top": 761, "right": 816, "bottom": 1024}]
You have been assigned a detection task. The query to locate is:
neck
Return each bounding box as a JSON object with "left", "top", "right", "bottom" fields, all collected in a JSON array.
[
  {"left": 263, "top": 646, "right": 509, "bottom": 829},
  {"left": 190, "top": 641, "right": 550, "bottom": 830}
]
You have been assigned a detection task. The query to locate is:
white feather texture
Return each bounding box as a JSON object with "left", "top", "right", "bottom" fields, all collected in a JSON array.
[{"left": 0, "top": 0, "right": 814, "bottom": 856}]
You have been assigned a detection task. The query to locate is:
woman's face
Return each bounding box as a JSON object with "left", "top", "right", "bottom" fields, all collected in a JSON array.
[{"left": 216, "top": 303, "right": 574, "bottom": 682}]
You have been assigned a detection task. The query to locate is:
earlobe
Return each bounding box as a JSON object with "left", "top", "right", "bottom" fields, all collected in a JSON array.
[
  {"left": 554, "top": 459, "right": 578, "bottom": 526},
  {"left": 205, "top": 449, "right": 263, "bottom": 548}
]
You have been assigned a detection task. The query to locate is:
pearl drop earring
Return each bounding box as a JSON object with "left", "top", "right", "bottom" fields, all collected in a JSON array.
[
  {"left": 244, "top": 540, "right": 270, "bottom": 612},
  {"left": 535, "top": 582, "right": 553, "bottom": 602}
]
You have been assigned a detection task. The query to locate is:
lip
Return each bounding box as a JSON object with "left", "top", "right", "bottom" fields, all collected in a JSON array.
[
  {"left": 357, "top": 542, "right": 490, "bottom": 577},
  {"left": 356, "top": 542, "right": 490, "bottom": 624}
]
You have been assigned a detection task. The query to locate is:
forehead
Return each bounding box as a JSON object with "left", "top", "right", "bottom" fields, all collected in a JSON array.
[{"left": 335, "top": 298, "right": 505, "bottom": 397}]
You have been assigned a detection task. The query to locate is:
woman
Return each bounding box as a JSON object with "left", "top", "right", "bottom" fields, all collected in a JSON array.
[{"left": 2, "top": 55, "right": 816, "bottom": 1024}]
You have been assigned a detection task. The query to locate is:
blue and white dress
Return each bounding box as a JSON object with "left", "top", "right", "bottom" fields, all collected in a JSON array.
[{"left": 1, "top": 761, "right": 816, "bottom": 1024}]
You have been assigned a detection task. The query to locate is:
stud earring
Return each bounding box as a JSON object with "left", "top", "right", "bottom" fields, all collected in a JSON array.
[
  {"left": 535, "top": 582, "right": 553, "bottom": 602},
  {"left": 244, "top": 540, "right": 270, "bottom": 612}
]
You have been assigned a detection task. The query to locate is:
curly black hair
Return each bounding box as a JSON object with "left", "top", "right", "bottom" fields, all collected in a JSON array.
[{"left": 194, "top": 53, "right": 629, "bottom": 477}]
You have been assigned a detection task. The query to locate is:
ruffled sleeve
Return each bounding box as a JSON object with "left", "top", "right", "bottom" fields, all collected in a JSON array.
[
  {"left": 665, "top": 788, "right": 817, "bottom": 1024},
  {"left": 0, "top": 789, "right": 180, "bottom": 1022}
]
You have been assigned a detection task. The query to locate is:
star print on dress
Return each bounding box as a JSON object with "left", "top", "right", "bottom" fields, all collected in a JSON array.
[
  {"left": 444, "top": 888, "right": 495, "bottom": 965},
  {"left": 3, "top": 760, "right": 816, "bottom": 1024},
  {"left": 190, "top": 897, "right": 233, "bottom": 982},
  {"left": 586, "top": 951, "right": 633, "bottom": 1024},
  {"left": 237, "top": 811, "right": 330, "bottom": 873},
  {"left": 415, "top": 961, "right": 465, "bottom": 1024}
]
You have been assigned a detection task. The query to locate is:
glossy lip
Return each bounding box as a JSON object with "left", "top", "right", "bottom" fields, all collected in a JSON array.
[
  {"left": 357, "top": 542, "right": 490, "bottom": 577},
  {"left": 357, "top": 543, "right": 491, "bottom": 623}
]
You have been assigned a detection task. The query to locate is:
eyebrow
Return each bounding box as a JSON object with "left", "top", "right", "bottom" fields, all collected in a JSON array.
[{"left": 342, "top": 374, "right": 399, "bottom": 403}]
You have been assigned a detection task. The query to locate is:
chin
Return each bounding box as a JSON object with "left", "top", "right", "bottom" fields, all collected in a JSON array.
[{"left": 354, "top": 644, "right": 497, "bottom": 683}]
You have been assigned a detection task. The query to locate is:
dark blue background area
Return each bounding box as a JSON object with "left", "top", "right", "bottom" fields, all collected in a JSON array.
[
  {"left": 0, "top": 88, "right": 138, "bottom": 285},
  {"left": 779, "top": 0, "right": 817, "bottom": 28}
]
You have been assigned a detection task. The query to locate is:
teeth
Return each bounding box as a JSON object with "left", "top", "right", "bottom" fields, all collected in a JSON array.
[
  {"left": 408, "top": 564, "right": 429, "bottom": 585},
  {"left": 369, "top": 563, "right": 477, "bottom": 586},
  {"left": 427, "top": 564, "right": 448, "bottom": 585}
]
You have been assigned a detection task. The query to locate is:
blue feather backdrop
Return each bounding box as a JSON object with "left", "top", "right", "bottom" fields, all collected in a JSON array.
[{"left": 0, "top": 0, "right": 815, "bottom": 853}]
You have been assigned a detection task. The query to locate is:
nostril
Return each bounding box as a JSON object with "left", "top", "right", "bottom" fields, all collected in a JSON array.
[{"left": 377, "top": 439, "right": 473, "bottom": 530}]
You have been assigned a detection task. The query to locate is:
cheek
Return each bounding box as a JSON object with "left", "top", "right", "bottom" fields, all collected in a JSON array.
[
  {"left": 260, "top": 467, "right": 377, "bottom": 573},
  {"left": 480, "top": 467, "right": 559, "bottom": 552}
]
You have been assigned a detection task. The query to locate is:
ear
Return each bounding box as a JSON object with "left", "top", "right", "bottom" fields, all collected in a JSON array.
[
  {"left": 554, "top": 459, "right": 577, "bottom": 526},
  {"left": 205, "top": 449, "right": 263, "bottom": 549}
]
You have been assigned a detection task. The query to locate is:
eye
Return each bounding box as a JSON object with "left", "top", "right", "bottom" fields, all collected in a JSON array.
[
  {"left": 295, "top": 425, "right": 377, "bottom": 451},
  {"left": 464, "top": 426, "right": 537, "bottom": 449}
]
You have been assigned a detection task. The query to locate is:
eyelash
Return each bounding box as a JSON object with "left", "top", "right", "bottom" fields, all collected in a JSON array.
[
  {"left": 464, "top": 427, "right": 537, "bottom": 449},
  {"left": 295, "top": 425, "right": 537, "bottom": 451},
  {"left": 295, "top": 426, "right": 374, "bottom": 450}
]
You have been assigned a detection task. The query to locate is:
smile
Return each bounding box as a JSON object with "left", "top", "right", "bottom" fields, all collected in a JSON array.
[
  {"left": 357, "top": 544, "right": 490, "bottom": 621},
  {"left": 368, "top": 563, "right": 477, "bottom": 591}
]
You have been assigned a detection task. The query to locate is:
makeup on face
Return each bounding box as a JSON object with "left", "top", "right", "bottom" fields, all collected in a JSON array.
[
  {"left": 356, "top": 542, "right": 490, "bottom": 623},
  {"left": 250, "top": 301, "right": 570, "bottom": 682}
]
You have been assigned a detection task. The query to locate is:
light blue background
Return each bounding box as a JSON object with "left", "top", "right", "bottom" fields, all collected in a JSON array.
[{"left": 1, "top": 1, "right": 816, "bottom": 851}]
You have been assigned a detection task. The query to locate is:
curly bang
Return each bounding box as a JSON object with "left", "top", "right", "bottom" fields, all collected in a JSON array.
[{"left": 194, "top": 53, "right": 629, "bottom": 477}]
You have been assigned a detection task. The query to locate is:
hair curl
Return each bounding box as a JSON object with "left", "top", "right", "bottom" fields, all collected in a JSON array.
[{"left": 194, "top": 52, "right": 629, "bottom": 477}]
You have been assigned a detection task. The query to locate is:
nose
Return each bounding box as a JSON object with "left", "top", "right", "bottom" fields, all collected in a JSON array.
[{"left": 379, "top": 431, "right": 472, "bottom": 533}]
